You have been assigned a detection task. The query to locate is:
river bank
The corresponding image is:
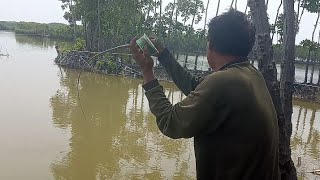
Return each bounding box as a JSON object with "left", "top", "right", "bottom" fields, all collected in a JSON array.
[
  {"left": 55, "top": 50, "right": 320, "bottom": 103},
  {"left": 0, "top": 21, "right": 79, "bottom": 40}
]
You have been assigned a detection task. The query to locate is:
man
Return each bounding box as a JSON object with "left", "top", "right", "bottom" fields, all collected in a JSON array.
[{"left": 129, "top": 10, "right": 280, "bottom": 180}]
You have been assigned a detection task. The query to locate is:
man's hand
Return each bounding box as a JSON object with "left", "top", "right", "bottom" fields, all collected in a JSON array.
[
  {"left": 149, "top": 37, "right": 165, "bottom": 57},
  {"left": 129, "top": 37, "right": 156, "bottom": 84}
]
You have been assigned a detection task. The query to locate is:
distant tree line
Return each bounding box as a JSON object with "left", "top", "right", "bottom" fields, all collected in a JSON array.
[{"left": 0, "top": 21, "right": 82, "bottom": 40}]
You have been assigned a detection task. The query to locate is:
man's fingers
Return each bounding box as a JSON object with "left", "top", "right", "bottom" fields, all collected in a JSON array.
[
  {"left": 129, "top": 37, "right": 139, "bottom": 53},
  {"left": 149, "top": 37, "right": 157, "bottom": 45},
  {"left": 130, "top": 36, "right": 138, "bottom": 46},
  {"left": 143, "top": 47, "right": 151, "bottom": 57}
]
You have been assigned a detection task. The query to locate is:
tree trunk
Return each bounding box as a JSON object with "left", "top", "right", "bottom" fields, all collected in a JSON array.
[
  {"left": 248, "top": 0, "right": 297, "bottom": 179},
  {"left": 216, "top": 0, "right": 221, "bottom": 16},
  {"left": 310, "top": 50, "right": 318, "bottom": 84},
  {"left": 191, "top": 13, "right": 196, "bottom": 30},
  {"left": 172, "top": 0, "right": 176, "bottom": 21},
  {"left": 310, "top": 30, "right": 320, "bottom": 84},
  {"left": 86, "top": 20, "right": 99, "bottom": 52},
  {"left": 160, "top": 0, "right": 162, "bottom": 32},
  {"left": 194, "top": 52, "right": 199, "bottom": 70},
  {"left": 70, "top": 0, "right": 76, "bottom": 43},
  {"left": 230, "top": 0, "right": 235, "bottom": 9},
  {"left": 298, "top": 1, "right": 306, "bottom": 25},
  {"left": 272, "top": 0, "right": 283, "bottom": 42},
  {"left": 296, "top": 0, "right": 301, "bottom": 26},
  {"left": 318, "top": 66, "right": 320, "bottom": 85},
  {"left": 168, "top": 0, "right": 176, "bottom": 37},
  {"left": 184, "top": 53, "right": 189, "bottom": 68},
  {"left": 175, "top": 0, "right": 179, "bottom": 28},
  {"left": 304, "top": 12, "right": 320, "bottom": 83},
  {"left": 235, "top": 0, "right": 238, "bottom": 10},
  {"left": 245, "top": 3, "right": 248, "bottom": 14},
  {"left": 304, "top": 48, "right": 312, "bottom": 83},
  {"left": 147, "top": 0, "right": 151, "bottom": 20},
  {"left": 160, "top": 0, "right": 162, "bottom": 20},
  {"left": 97, "top": 0, "right": 101, "bottom": 51},
  {"left": 204, "top": 0, "right": 210, "bottom": 30},
  {"left": 281, "top": 0, "right": 296, "bottom": 150},
  {"left": 83, "top": 21, "right": 88, "bottom": 50}
]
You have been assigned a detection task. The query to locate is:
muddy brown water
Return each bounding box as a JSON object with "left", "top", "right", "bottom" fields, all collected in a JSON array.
[{"left": 0, "top": 31, "right": 319, "bottom": 180}]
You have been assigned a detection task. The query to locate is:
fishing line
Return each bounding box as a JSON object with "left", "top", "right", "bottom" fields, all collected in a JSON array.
[{"left": 76, "top": 44, "right": 130, "bottom": 120}]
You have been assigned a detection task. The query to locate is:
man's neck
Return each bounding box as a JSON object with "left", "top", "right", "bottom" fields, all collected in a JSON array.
[{"left": 212, "top": 56, "right": 247, "bottom": 71}]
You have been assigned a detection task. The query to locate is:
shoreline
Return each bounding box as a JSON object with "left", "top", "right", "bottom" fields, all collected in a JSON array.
[{"left": 55, "top": 51, "right": 320, "bottom": 104}]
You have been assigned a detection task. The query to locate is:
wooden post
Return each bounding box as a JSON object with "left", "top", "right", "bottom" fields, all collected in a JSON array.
[
  {"left": 304, "top": 12, "right": 320, "bottom": 83},
  {"left": 194, "top": 52, "right": 199, "bottom": 70},
  {"left": 129, "top": 55, "right": 133, "bottom": 64},
  {"left": 310, "top": 33, "right": 320, "bottom": 84},
  {"left": 184, "top": 53, "right": 189, "bottom": 68},
  {"left": 317, "top": 66, "right": 320, "bottom": 85},
  {"left": 114, "top": 54, "right": 118, "bottom": 63}
]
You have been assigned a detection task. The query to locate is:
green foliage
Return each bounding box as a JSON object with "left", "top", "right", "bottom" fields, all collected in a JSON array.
[
  {"left": 57, "top": 42, "right": 74, "bottom": 53},
  {"left": 57, "top": 38, "right": 85, "bottom": 53},
  {"left": 74, "top": 38, "right": 85, "bottom": 50},
  {"left": 273, "top": 42, "right": 320, "bottom": 61},
  {"left": 0, "top": 21, "right": 82, "bottom": 40},
  {"left": 302, "top": 0, "right": 320, "bottom": 13},
  {"left": 106, "top": 60, "right": 117, "bottom": 73},
  {"left": 0, "top": 21, "right": 17, "bottom": 31},
  {"left": 95, "top": 58, "right": 117, "bottom": 73},
  {"left": 95, "top": 60, "right": 107, "bottom": 71},
  {"left": 300, "top": 39, "right": 318, "bottom": 50}
]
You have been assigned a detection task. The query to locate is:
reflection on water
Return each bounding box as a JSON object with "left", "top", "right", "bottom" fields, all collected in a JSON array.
[
  {"left": 50, "top": 68, "right": 320, "bottom": 180},
  {"left": 292, "top": 101, "right": 320, "bottom": 180},
  {"left": 15, "top": 35, "right": 56, "bottom": 48},
  {"left": 50, "top": 68, "right": 195, "bottom": 180}
]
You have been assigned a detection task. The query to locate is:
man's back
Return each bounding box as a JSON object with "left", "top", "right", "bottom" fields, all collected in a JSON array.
[
  {"left": 193, "top": 61, "right": 280, "bottom": 179},
  {"left": 132, "top": 9, "right": 281, "bottom": 179}
]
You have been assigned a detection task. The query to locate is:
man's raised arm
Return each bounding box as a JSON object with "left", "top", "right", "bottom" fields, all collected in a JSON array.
[{"left": 158, "top": 48, "right": 204, "bottom": 95}]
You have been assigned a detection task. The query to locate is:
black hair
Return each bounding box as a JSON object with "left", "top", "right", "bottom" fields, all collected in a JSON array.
[{"left": 207, "top": 9, "right": 256, "bottom": 57}]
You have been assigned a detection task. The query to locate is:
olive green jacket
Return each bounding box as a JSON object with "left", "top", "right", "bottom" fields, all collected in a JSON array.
[{"left": 142, "top": 49, "right": 280, "bottom": 180}]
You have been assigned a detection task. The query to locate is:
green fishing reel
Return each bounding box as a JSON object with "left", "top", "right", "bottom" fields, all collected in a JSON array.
[{"left": 136, "top": 34, "right": 159, "bottom": 56}]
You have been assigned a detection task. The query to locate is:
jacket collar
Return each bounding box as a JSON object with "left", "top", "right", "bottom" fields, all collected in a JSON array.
[{"left": 218, "top": 57, "right": 249, "bottom": 71}]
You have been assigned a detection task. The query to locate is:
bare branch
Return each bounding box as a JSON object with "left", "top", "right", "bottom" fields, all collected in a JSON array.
[
  {"left": 298, "top": 0, "right": 306, "bottom": 25},
  {"left": 230, "top": 0, "right": 235, "bottom": 9},
  {"left": 216, "top": 0, "right": 221, "bottom": 16},
  {"left": 271, "top": 0, "right": 283, "bottom": 42}
]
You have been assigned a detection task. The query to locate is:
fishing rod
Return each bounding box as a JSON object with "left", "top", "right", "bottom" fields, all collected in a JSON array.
[
  {"left": 76, "top": 35, "right": 158, "bottom": 120},
  {"left": 76, "top": 44, "right": 131, "bottom": 120}
]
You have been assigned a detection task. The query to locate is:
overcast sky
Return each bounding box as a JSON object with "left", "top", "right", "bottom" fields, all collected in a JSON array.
[{"left": 0, "top": 0, "right": 317, "bottom": 44}]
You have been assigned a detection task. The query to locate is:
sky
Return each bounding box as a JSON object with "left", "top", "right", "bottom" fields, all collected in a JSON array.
[{"left": 0, "top": 0, "right": 317, "bottom": 44}]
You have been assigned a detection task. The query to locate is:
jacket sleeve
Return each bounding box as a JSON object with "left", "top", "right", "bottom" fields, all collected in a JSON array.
[
  {"left": 158, "top": 48, "right": 204, "bottom": 96},
  {"left": 143, "top": 77, "right": 221, "bottom": 139}
]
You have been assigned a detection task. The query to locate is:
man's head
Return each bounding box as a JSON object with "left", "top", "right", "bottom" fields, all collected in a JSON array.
[{"left": 207, "top": 9, "right": 255, "bottom": 70}]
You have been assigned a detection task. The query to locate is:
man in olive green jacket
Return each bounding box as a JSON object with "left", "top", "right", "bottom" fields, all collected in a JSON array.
[{"left": 129, "top": 10, "right": 280, "bottom": 180}]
